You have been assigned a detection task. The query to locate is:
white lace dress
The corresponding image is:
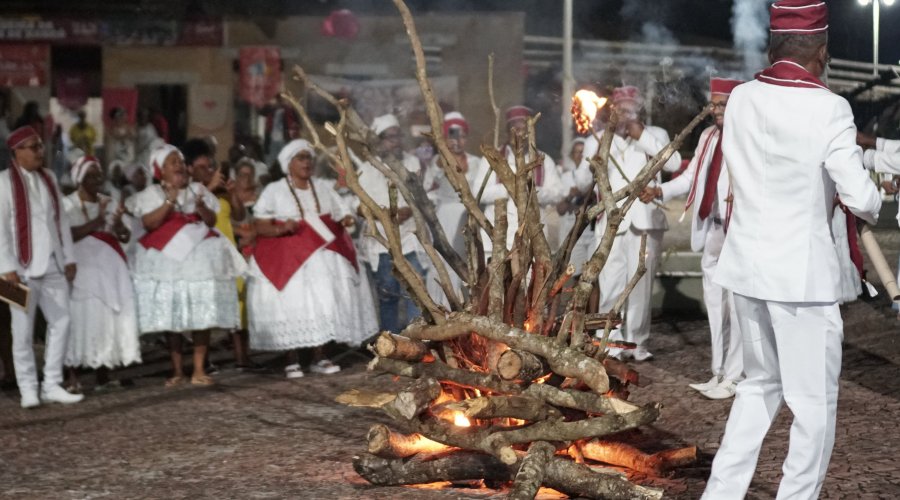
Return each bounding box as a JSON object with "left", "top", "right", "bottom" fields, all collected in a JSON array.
[
  {"left": 62, "top": 193, "right": 141, "bottom": 369},
  {"left": 130, "top": 183, "right": 247, "bottom": 334},
  {"left": 248, "top": 178, "right": 378, "bottom": 351}
]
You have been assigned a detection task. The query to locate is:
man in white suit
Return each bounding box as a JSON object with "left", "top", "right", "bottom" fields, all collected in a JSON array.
[
  {"left": 575, "top": 86, "right": 682, "bottom": 361},
  {"left": 641, "top": 78, "right": 744, "bottom": 399},
  {"left": 702, "top": 2, "right": 882, "bottom": 498},
  {"left": 0, "top": 126, "right": 83, "bottom": 408}
]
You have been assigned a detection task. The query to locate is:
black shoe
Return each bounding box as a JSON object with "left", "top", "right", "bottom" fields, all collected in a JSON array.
[{"left": 235, "top": 362, "right": 269, "bottom": 374}]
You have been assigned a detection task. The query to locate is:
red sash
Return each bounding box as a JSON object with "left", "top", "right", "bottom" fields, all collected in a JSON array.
[
  {"left": 89, "top": 231, "right": 127, "bottom": 263},
  {"left": 253, "top": 215, "right": 358, "bottom": 291},
  {"left": 684, "top": 128, "right": 719, "bottom": 211},
  {"left": 8, "top": 163, "right": 62, "bottom": 267},
  {"left": 139, "top": 212, "right": 217, "bottom": 251},
  {"left": 321, "top": 214, "right": 358, "bottom": 273},
  {"left": 756, "top": 60, "right": 829, "bottom": 91}
]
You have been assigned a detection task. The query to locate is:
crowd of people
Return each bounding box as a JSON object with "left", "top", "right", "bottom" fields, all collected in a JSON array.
[{"left": 3, "top": 1, "right": 900, "bottom": 497}]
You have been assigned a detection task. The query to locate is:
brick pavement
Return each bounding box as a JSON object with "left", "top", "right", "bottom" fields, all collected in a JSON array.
[{"left": 2, "top": 227, "right": 900, "bottom": 499}]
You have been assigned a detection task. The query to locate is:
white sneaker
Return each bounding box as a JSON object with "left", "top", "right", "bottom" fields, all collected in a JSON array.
[
  {"left": 309, "top": 360, "right": 341, "bottom": 375},
  {"left": 701, "top": 380, "right": 738, "bottom": 400},
  {"left": 284, "top": 363, "right": 304, "bottom": 379},
  {"left": 40, "top": 384, "right": 85, "bottom": 404},
  {"left": 688, "top": 375, "right": 721, "bottom": 392},
  {"left": 20, "top": 391, "right": 40, "bottom": 409},
  {"left": 632, "top": 346, "right": 654, "bottom": 362}
]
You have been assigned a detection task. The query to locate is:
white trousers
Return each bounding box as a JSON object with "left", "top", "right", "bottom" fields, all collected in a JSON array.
[
  {"left": 701, "top": 294, "right": 842, "bottom": 500},
  {"left": 701, "top": 224, "right": 743, "bottom": 382},
  {"left": 597, "top": 227, "right": 663, "bottom": 348},
  {"left": 11, "top": 269, "right": 71, "bottom": 394}
]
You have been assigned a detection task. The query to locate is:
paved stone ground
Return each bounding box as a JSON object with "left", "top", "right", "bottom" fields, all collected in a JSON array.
[{"left": 2, "top": 226, "right": 900, "bottom": 499}]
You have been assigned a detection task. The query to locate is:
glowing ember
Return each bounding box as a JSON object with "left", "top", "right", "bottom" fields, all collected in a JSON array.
[
  {"left": 571, "top": 89, "right": 608, "bottom": 134},
  {"left": 453, "top": 412, "right": 472, "bottom": 427}
]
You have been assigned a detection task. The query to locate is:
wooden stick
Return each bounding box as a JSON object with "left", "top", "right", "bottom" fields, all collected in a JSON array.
[
  {"left": 372, "top": 332, "right": 430, "bottom": 362},
  {"left": 508, "top": 441, "right": 556, "bottom": 500},
  {"left": 580, "top": 440, "right": 698, "bottom": 476},
  {"left": 521, "top": 383, "right": 640, "bottom": 415},
  {"left": 366, "top": 424, "right": 451, "bottom": 459},
  {"left": 370, "top": 357, "right": 522, "bottom": 395},
  {"left": 497, "top": 349, "right": 548, "bottom": 382},
  {"left": 443, "top": 395, "right": 561, "bottom": 421},
  {"left": 382, "top": 377, "right": 442, "bottom": 421}
]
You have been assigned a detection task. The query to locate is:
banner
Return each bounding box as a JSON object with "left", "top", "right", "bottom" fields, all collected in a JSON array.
[
  {"left": 239, "top": 47, "right": 282, "bottom": 108},
  {"left": 190, "top": 84, "right": 230, "bottom": 132},
  {"left": 0, "top": 18, "right": 222, "bottom": 46},
  {"left": 101, "top": 88, "right": 139, "bottom": 126},
  {"left": 55, "top": 71, "right": 90, "bottom": 110},
  {"left": 0, "top": 44, "right": 49, "bottom": 87}
]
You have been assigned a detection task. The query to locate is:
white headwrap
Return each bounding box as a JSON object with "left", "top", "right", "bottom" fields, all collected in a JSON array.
[
  {"left": 71, "top": 155, "right": 101, "bottom": 186},
  {"left": 372, "top": 113, "right": 400, "bottom": 136},
  {"left": 150, "top": 144, "right": 183, "bottom": 180},
  {"left": 277, "top": 139, "right": 315, "bottom": 174}
]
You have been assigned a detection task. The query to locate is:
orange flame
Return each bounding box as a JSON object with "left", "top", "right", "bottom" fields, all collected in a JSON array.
[
  {"left": 453, "top": 412, "right": 471, "bottom": 427},
  {"left": 571, "top": 90, "right": 608, "bottom": 134}
]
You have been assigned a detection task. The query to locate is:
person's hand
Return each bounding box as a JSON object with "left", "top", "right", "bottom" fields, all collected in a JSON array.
[
  {"left": 857, "top": 132, "right": 877, "bottom": 150},
  {"left": 2, "top": 271, "right": 20, "bottom": 287},
  {"left": 281, "top": 219, "right": 298, "bottom": 235},
  {"left": 556, "top": 199, "right": 572, "bottom": 216},
  {"left": 881, "top": 180, "right": 898, "bottom": 194},
  {"left": 224, "top": 179, "right": 236, "bottom": 194},
  {"left": 397, "top": 207, "right": 413, "bottom": 223},
  {"left": 64, "top": 263, "right": 77, "bottom": 282},
  {"left": 626, "top": 120, "right": 644, "bottom": 141},
  {"left": 207, "top": 169, "right": 225, "bottom": 192},
  {"left": 341, "top": 215, "right": 356, "bottom": 227},
  {"left": 639, "top": 186, "right": 661, "bottom": 204}
]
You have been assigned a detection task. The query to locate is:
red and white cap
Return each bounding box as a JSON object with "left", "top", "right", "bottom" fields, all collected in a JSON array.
[
  {"left": 710, "top": 78, "right": 743, "bottom": 96},
  {"left": 6, "top": 126, "right": 39, "bottom": 150},
  {"left": 150, "top": 144, "right": 183, "bottom": 181},
  {"left": 505, "top": 105, "right": 533, "bottom": 124},
  {"left": 612, "top": 86, "right": 643, "bottom": 106},
  {"left": 71, "top": 155, "right": 101, "bottom": 186},
  {"left": 442, "top": 111, "right": 469, "bottom": 137},
  {"left": 770, "top": 0, "right": 828, "bottom": 34}
]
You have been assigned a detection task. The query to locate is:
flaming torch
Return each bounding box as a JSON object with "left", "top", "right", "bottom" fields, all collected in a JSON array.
[{"left": 572, "top": 89, "right": 608, "bottom": 134}]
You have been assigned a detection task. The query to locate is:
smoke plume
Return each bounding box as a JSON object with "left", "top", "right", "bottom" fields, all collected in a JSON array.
[{"left": 731, "top": 0, "right": 769, "bottom": 75}]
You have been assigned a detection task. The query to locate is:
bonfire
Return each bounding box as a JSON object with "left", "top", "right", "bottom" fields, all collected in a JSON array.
[{"left": 284, "top": 1, "right": 713, "bottom": 497}]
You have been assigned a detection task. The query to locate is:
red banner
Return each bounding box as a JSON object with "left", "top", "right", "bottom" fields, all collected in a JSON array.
[
  {"left": 239, "top": 46, "right": 282, "bottom": 108},
  {"left": 0, "top": 44, "right": 49, "bottom": 87},
  {"left": 101, "top": 88, "right": 139, "bottom": 126},
  {"left": 56, "top": 71, "right": 91, "bottom": 110}
]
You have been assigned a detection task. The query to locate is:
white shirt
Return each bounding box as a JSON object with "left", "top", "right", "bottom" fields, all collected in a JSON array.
[
  {"left": 0, "top": 167, "right": 76, "bottom": 277},
  {"left": 863, "top": 137, "right": 900, "bottom": 175},
  {"left": 715, "top": 79, "right": 882, "bottom": 303},
  {"left": 254, "top": 178, "right": 350, "bottom": 222},
  {"left": 574, "top": 126, "right": 682, "bottom": 233},
  {"left": 130, "top": 182, "right": 220, "bottom": 219}
]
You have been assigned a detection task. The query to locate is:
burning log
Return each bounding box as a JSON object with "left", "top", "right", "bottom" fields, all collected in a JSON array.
[
  {"left": 508, "top": 441, "right": 556, "bottom": 500},
  {"left": 372, "top": 332, "right": 430, "bottom": 362},
  {"left": 521, "top": 383, "right": 640, "bottom": 415},
  {"left": 580, "top": 440, "right": 698, "bottom": 476},
  {"left": 442, "top": 395, "right": 562, "bottom": 421},
  {"left": 497, "top": 349, "right": 548, "bottom": 382},
  {"left": 370, "top": 356, "right": 522, "bottom": 395},
  {"left": 366, "top": 424, "right": 451, "bottom": 459},
  {"left": 382, "top": 377, "right": 442, "bottom": 421}
]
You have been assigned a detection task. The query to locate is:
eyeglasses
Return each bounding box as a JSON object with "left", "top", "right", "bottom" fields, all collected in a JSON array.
[
  {"left": 711, "top": 102, "right": 728, "bottom": 110},
  {"left": 17, "top": 142, "right": 44, "bottom": 152}
]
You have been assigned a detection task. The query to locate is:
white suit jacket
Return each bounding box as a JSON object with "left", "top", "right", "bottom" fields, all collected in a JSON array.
[
  {"left": 714, "top": 80, "right": 882, "bottom": 303},
  {"left": 863, "top": 138, "right": 900, "bottom": 175},
  {"left": 0, "top": 167, "right": 76, "bottom": 278},
  {"left": 574, "top": 126, "right": 682, "bottom": 233},
  {"left": 660, "top": 125, "right": 731, "bottom": 252}
]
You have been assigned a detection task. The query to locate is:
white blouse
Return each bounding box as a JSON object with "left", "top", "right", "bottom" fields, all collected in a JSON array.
[
  {"left": 62, "top": 192, "right": 116, "bottom": 232},
  {"left": 130, "top": 182, "right": 220, "bottom": 219},
  {"left": 254, "top": 178, "right": 350, "bottom": 222}
]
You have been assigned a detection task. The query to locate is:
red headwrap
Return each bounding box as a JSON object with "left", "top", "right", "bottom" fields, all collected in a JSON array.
[
  {"left": 505, "top": 105, "right": 533, "bottom": 124},
  {"left": 612, "top": 86, "right": 643, "bottom": 106},
  {"left": 770, "top": 0, "right": 828, "bottom": 34},
  {"left": 6, "top": 126, "right": 39, "bottom": 150},
  {"left": 442, "top": 111, "right": 469, "bottom": 137},
  {"left": 710, "top": 78, "right": 743, "bottom": 96}
]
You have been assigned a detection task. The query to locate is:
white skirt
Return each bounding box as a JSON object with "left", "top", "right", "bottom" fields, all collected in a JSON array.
[
  {"left": 248, "top": 248, "right": 378, "bottom": 351},
  {"left": 132, "top": 236, "right": 246, "bottom": 334},
  {"left": 66, "top": 296, "right": 142, "bottom": 369}
]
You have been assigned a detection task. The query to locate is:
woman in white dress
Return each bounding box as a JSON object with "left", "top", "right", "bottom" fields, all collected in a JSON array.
[
  {"left": 248, "top": 139, "right": 377, "bottom": 378},
  {"left": 131, "top": 145, "right": 246, "bottom": 387},
  {"left": 63, "top": 156, "right": 141, "bottom": 391}
]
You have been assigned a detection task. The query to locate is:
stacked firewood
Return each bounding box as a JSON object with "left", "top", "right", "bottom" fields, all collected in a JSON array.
[{"left": 285, "top": 2, "right": 713, "bottom": 497}]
